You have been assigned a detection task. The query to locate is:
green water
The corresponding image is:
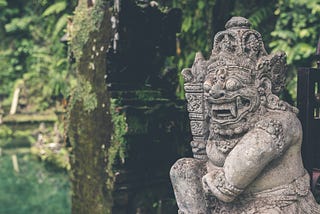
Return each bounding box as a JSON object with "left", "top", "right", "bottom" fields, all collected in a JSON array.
[{"left": 0, "top": 152, "right": 71, "bottom": 214}]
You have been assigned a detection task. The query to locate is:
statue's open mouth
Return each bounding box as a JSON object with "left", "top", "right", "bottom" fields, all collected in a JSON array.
[
  {"left": 208, "top": 96, "right": 251, "bottom": 123},
  {"left": 212, "top": 104, "right": 237, "bottom": 119}
]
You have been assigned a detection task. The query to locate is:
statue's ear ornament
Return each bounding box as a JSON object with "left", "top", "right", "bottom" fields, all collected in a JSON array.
[
  {"left": 181, "top": 52, "right": 206, "bottom": 84},
  {"left": 256, "top": 52, "right": 287, "bottom": 95}
]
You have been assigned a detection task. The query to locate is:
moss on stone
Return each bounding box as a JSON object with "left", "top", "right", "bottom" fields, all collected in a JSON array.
[
  {"left": 134, "top": 90, "right": 162, "bottom": 101},
  {"left": 69, "top": 77, "right": 98, "bottom": 113},
  {"left": 3, "top": 114, "right": 57, "bottom": 123},
  {"left": 67, "top": 0, "right": 115, "bottom": 213},
  {"left": 70, "top": 0, "right": 106, "bottom": 61},
  {"left": 106, "top": 98, "right": 128, "bottom": 189},
  {"left": 0, "top": 125, "right": 13, "bottom": 147}
]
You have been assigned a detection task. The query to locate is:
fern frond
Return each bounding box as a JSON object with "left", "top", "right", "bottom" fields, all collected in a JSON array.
[{"left": 42, "top": 2, "right": 67, "bottom": 17}]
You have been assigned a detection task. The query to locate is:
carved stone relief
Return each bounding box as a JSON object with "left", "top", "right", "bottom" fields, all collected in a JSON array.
[{"left": 170, "top": 17, "right": 320, "bottom": 213}]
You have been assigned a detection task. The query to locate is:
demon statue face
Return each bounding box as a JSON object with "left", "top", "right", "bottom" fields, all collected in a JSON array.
[
  {"left": 170, "top": 17, "right": 320, "bottom": 214},
  {"left": 204, "top": 66, "right": 259, "bottom": 125}
]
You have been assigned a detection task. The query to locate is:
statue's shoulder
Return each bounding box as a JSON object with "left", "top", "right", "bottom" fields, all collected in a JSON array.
[
  {"left": 256, "top": 110, "right": 301, "bottom": 129},
  {"left": 265, "top": 108, "right": 295, "bottom": 117},
  {"left": 266, "top": 110, "right": 301, "bottom": 128},
  {"left": 254, "top": 110, "right": 302, "bottom": 144}
]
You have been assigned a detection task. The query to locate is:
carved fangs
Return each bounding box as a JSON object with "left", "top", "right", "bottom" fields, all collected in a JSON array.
[
  {"left": 236, "top": 96, "right": 243, "bottom": 109},
  {"left": 211, "top": 96, "right": 251, "bottom": 122},
  {"left": 230, "top": 105, "right": 237, "bottom": 117},
  {"left": 212, "top": 101, "right": 237, "bottom": 119}
]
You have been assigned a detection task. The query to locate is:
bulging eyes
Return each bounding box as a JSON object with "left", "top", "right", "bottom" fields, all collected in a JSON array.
[
  {"left": 203, "top": 82, "right": 211, "bottom": 92},
  {"left": 203, "top": 74, "right": 216, "bottom": 92},
  {"left": 225, "top": 78, "right": 242, "bottom": 91}
]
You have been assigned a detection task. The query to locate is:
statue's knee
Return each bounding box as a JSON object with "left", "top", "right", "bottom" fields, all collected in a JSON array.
[
  {"left": 170, "top": 158, "right": 208, "bottom": 213},
  {"left": 170, "top": 158, "right": 188, "bottom": 180},
  {"left": 170, "top": 158, "right": 205, "bottom": 181}
]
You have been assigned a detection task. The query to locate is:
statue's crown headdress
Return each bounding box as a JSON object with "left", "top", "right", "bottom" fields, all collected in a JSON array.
[
  {"left": 182, "top": 17, "right": 287, "bottom": 95},
  {"left": 209, "top": 17, "right": 266, "bottom": 73}
]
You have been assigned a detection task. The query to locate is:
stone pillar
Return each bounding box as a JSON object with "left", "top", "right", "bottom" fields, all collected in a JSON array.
[
  {"left": 184, "top": 83, "right": 207, "bottom": 160},
  {"left": 68, "top": 0, "right": 187, "bottom": 213}
]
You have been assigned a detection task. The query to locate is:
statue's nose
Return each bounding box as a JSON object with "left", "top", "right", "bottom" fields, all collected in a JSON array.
[
  {"left": 209, "top": 89, "right": 225, "bottom": 99},
  {"left": 209, "top": 83, "right": 225, "bottom": 99}
]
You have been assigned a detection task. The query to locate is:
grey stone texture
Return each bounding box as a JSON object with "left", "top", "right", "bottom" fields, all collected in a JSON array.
[{"left": 170, "top": 16, "right": 320, "bottom": 213}]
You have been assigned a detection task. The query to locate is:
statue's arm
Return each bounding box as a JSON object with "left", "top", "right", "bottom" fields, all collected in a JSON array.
[{"left": 202, "top": 118, "right": 296, "bottom": 202}]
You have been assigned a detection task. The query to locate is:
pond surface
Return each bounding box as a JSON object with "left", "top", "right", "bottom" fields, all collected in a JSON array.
[{"left": 0, "top": 151, "right": 71, "bottom": 214}]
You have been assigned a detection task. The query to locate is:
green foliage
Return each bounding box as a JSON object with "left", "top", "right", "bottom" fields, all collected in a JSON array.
[
  {"left": 110, "top": 99, "right": 127, "bottom": 162},
  {"left": 0, "top": 153, "right": 70, "bottom": 214},
  {"left": 31, "top": 146, "right": 70, "bottom": 170},
  {"left": 0, "top": 124, "right": 36, "bottom": 148},
  {"left": 167, "top": 0, "right": 216, "bottom": 98},
  {"left": 232, "top": 0, "right": 277, "bottom": 47},
  {"left": 271, "top": 0, "right": 320, "bottom": 64},
  {"left": 107, "top": 98, "right": 128, "bottom": 189},
  {"left": 42, "top": 1, "right": 67, "bottom": 17},
  {"left": 0, "top": 125, "right": 13, "bottom": 147},
  {"left": 0, "top": 0, "right": 7, "bottom": 7},
  {"left": 13, "top": 129, "right": 36, "bottom": 145},
  {"left": 0, "top": 0, "right": 77, "bottom": 111},
  {"left": 30, "top": 122, "right": 70, "bottom": 171},
  {"left": 70, "top": 78, "right": 98, "bottom": 113},
  {"left": 271, "top": 0, "right": 320, "bottom": 100}
]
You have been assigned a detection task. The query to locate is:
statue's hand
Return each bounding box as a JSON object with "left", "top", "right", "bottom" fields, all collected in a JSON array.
[
  {"left": 202, "top": 171, "right": 215, "bottom": 195},
  {"left": 203, "top": 179, "right": 218, "bottom": 210},
  {"left": 202, "top": 170, "right": 242, "bottom": 203}
]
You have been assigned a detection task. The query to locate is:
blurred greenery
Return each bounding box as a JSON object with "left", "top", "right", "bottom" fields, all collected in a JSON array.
[
  {"left": 270, "top": 0, "right": 320, "bottom": 100},
  {"left": 0, "top": 153, "right": 70, "bottom": 214},
  {"left": 0, "top": 1, "right": 75, "bottom": 212},
  {"left": 0, "top": 0, "right": 77, "bottom": 111}
]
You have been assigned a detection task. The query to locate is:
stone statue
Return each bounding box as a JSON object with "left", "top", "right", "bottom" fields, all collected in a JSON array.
[{"left": 170, "top": 17, "right": 320, "bottom": 214}]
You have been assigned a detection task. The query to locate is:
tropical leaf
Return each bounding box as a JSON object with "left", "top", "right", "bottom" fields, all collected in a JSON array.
[
  {"left": 249, "top": 5, "right": 273, "bottom": 28},
  {"left": 0, "top": 0, "right": 7, "bottom": 7},
  {"left": 5, "top": 16, "right": 33, "bottom": 33},
  {"left": 42, "top": 1, "right": 67, "bottom": 17},
  {"left": 52, "top": 14, "right": 68, "bottom": 39},
  {"left": 271, "top": 30, "right": 297, "bottom": 41}
]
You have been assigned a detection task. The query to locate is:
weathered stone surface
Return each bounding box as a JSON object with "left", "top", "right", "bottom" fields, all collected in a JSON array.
[
  {"left": 68, "top": 1, "right": 184, "bottom": 213},
  {"left": 170, "top": 16, "right": 320, "bottom": 213}
]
